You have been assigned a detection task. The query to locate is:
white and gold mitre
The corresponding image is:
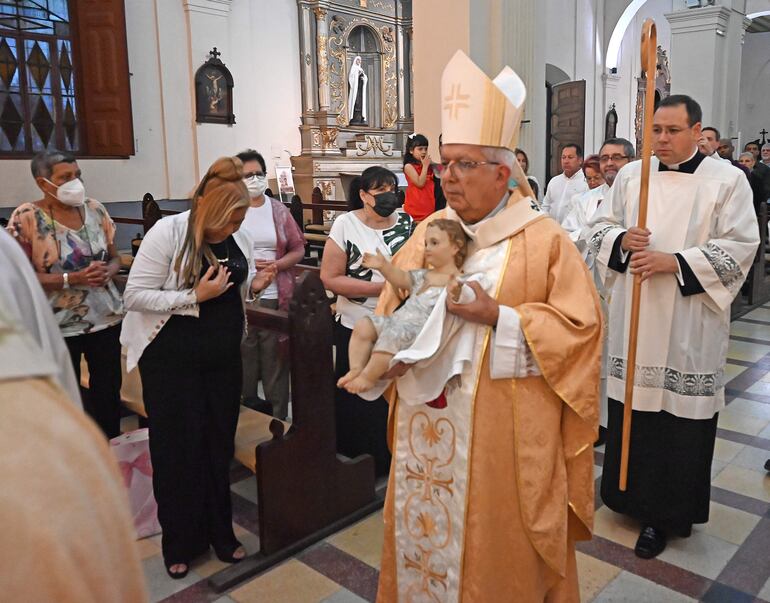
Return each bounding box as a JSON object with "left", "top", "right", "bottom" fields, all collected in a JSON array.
[{"left": 441, "top": 50, "right": 526, "bottom": 150}]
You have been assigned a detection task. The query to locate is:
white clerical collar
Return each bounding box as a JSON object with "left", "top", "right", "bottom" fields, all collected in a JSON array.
[
  {"left": 458, "top": 192, "right": 510, "bottom": 238},
  {"left": 662, "top": 147, "right": 698, "bottom": 171}
]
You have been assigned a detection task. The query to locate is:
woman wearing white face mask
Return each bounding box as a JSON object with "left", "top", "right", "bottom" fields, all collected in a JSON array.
[
  {"left": 7, "top": 150, "right": 124, "bottom": 439},
  {"left": 235, "top": 149, "right": 305, "bottom": 420}
]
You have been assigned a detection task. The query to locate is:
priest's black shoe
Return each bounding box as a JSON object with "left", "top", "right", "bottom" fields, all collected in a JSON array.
[
  {"left": 594, "top": 425, "right": 607, "bottom": 448},
  {"left": 634, "top": 526, "right": 667, "bottom": 559}
]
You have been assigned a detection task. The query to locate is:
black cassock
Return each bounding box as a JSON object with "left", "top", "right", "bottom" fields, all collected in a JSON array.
[{"left": 600, "top": 399, "right": 718, "bottom": 533}]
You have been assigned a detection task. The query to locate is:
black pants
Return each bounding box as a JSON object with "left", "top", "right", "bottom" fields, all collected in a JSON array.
[
  {"left": 601, "top": 398, "right": 718, "bottom": 533},
  {"left": 333, "top": 320, "right": 391, "bottom": 477},
  {"left": 66, "top": 324, "right": 122, "bottom": 439},
  {"left": 139, "top": 314, "right": 242, "bottom": 565}
]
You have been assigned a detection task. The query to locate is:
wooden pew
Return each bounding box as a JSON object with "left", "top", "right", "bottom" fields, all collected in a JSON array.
[
  {"left": 732, "top": 199, "right": 770, "bottom": 318},
  {"left": 209, "top": 270, "right": 378, "bottom": 592},
  {"left": 79, "top": 355, "right": 283, "bottom": 454},
  {"left": 285, "top": 189, "right": 348, "bottom": 260}
]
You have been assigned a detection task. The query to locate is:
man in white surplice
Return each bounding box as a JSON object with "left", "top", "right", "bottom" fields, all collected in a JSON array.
[
  {"left": 563, "top": 137, "right": 634, "bottom": 442},
  {"left": 588, "top": 95, "right": 759, "bottom": 560}
]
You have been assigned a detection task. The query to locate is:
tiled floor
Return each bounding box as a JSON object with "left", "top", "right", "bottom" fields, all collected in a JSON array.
[{"left": 141, "top": 308, "right": 770, "bottom": 603}]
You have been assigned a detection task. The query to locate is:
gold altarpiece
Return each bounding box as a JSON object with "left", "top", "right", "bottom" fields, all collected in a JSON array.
[{"left": 291, "top": 0, "right": 413, "bottom": 202}]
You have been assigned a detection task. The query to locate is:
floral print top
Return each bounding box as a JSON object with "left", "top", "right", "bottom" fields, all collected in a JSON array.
[{"left": 8, "top": 199, "right": 124, "bottom": 337}]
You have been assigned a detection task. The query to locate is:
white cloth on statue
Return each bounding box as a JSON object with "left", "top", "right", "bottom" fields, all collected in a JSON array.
[
  {"left": 242, "top": 202, "right": 278, "bottom": 300},
  {"left": 347, "top": 56, "right": 368, "bottom": 122},
  {"left": 359, "top": 275, "right": 483, "bottom": 404},
  {"left": 542, "top": 170, "right": 588, "bottom": 225},
  {"left": 0, "top": 229, "right": 81, "bottom": 407},
  {"left": 563, "top": 184, "right": 609, "bottom": 262},
  {"left": 587, "top": 155, "right": 759, "bottom": 420},
  {"left": 359, "top": 194, "right": 542, "bottom": 404}
]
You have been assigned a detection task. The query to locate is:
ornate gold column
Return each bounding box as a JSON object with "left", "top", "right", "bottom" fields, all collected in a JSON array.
[
  {"left": 314, "top": 7, "right": 330, "bottom": 111},
  {"left": 396, "top": 25, "right": 407, "bottom": 121},
  {"left": 407, "top": 26, "right": 414, "bottom": 119},
  {"left": 299, "top": 3, "right": 316, "bottom": 111}
]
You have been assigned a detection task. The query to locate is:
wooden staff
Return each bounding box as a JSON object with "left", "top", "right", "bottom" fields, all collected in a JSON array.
[{"left": 619, "top": 18, "right": 657, "bottom": 491}]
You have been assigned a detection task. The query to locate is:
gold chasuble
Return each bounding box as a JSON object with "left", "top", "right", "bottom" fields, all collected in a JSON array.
[
  {"left": 376, "top": 196, "right": 601, "bottom": 602},
  {"left": 375, "top": 51, "right": 602, "bottom": 603}
]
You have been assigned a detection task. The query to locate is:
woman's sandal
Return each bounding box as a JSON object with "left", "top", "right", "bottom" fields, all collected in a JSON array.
[
  {"left": 165, "top": 562, "right": 189, "bottom": 580},
  {"left": 214, "top": 545, "right": 246, "bottom": 564}
]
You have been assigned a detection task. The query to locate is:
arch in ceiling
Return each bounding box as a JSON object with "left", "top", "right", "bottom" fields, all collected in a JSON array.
[{"left": 606, "top": 0, "right": 649, "bottom": 70}]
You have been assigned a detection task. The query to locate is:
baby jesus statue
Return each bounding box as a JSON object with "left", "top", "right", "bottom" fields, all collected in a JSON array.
[{"left": 338, "top": 219, "right": 470, "bottom": 394}]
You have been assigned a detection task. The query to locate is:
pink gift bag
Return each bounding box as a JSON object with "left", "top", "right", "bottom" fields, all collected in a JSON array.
[{"left": 110, "top": 428, "right": 162, "bottom": 539}]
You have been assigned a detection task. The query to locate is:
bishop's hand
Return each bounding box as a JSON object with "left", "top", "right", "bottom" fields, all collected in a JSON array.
[{"left": 446, "top": 281, "right": 499, "bottom": 327}]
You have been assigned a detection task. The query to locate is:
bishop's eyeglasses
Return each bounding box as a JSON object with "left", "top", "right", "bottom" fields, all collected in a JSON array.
[{"left": 436, "top": 159, "right": 501, "bottom": 176}]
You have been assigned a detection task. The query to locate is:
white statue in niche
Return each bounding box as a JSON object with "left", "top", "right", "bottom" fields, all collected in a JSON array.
[{"left": 347, "top": 55, "right": 368, "bottom": 125}]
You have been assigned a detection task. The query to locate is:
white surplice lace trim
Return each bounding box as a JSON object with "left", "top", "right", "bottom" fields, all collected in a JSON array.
[
  {"left": 699, "top": 242, "right": 744, "bottom": 294},
  {"left": 609, "top": 356, "right": 724, "bottom": 397}
]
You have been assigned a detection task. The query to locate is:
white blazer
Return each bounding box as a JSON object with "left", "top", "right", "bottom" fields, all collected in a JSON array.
[{"left": 120, "top": 211, "right": 256, "bottom": 372}]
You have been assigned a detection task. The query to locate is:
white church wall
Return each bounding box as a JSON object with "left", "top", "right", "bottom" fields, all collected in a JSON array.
[
  {"left": 413, "top": 0, "right": 470, "bottom": 158},
  {"left": 605, "top": 0, "right": 673, "bottom": 151},
  {"left": 739, "top": 31, "right": 770, "bottom": 149},
  {"left": 227, "top": 0, "right": 302, "bottom": 180},
  {"left": 545, "top": 0, "right": 578, "bottom": 84},
  {"left": 0, "top": 0, "right": 302, "bottom": 209}
]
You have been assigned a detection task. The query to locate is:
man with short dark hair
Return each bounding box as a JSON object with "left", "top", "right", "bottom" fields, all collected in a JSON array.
[
  {"left": 563, "top": 137, "right": 635, "bottom": 445},
  {"left": 699, "top": 127, "right": 730, "bottom": 162},
  {"left": 589, "top": 94, "right": 759, "bottom": 559},
  {"left": 542, "top": 143, "right": 588, "bottom": 224},
  {"left": 717, "top": 138, "right": 734, "bottom": 160},
  {"left": 564, "top": 137, "right": 634, "bottom": 250}
]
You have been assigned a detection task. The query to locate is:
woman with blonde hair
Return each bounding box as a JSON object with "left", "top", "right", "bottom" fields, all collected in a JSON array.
[{"left": 121, "top": 157, "right": 275, "bottom": 579}]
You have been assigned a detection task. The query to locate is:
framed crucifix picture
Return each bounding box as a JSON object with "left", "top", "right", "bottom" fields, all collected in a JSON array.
[{"left": 195, "top": 47, "right": 235, "bottom": 124}]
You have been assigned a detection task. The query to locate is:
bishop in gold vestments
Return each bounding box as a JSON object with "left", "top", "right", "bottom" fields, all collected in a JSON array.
[{"left": 375, "top": 51, "right": 602, "bottom": 602}]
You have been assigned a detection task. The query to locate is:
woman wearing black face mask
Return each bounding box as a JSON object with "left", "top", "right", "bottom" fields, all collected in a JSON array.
[{"left": 320, "top": 166, "right": 412, "bottom": 477}]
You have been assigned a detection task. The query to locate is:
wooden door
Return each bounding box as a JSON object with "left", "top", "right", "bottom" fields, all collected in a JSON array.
[
  {"left": 547, "top": 80, "right": 585, "bottom": 182},
  {"left": 71, "top": 0, "right": 134, "bottom": 156}
]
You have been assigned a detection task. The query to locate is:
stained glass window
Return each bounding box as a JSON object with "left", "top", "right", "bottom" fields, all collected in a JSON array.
[{"left": 0, "top": 0, "right": 78, "bottom": 155}]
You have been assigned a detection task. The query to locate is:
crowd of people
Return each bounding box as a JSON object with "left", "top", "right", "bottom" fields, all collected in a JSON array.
[{"left": 1, "top": 47, "right": 768, "bottom": 600}]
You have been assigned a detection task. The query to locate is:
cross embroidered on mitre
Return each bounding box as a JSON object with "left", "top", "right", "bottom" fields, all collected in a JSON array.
[{"left": 440, "top": 50, "right": 527, "bottom": 151}]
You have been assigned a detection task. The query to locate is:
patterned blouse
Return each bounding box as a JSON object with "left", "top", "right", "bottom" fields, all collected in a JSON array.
[
  {"left": 7, "top": 200, "right": 124, "bottom": 337},
  {"left": 328, "top": 210, "right": 412, "bottom": 329}
]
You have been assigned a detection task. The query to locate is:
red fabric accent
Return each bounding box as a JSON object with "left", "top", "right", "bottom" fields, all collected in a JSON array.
[
  {"left": 404, "top": 163, "right": 436, "bottom": 222},
  {"left": 426, "top": 390, "right": 447, "bottom": 409}
]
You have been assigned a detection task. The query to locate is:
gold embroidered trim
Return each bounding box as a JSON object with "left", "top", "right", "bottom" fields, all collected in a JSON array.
[{"left": 457, "top": 236, "right": 515, "bottom": 597}]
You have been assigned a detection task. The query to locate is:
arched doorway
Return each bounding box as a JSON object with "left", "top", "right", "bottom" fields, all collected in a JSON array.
[{"left": 346, "top": 25, "right": 381, "bottom": 128}]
